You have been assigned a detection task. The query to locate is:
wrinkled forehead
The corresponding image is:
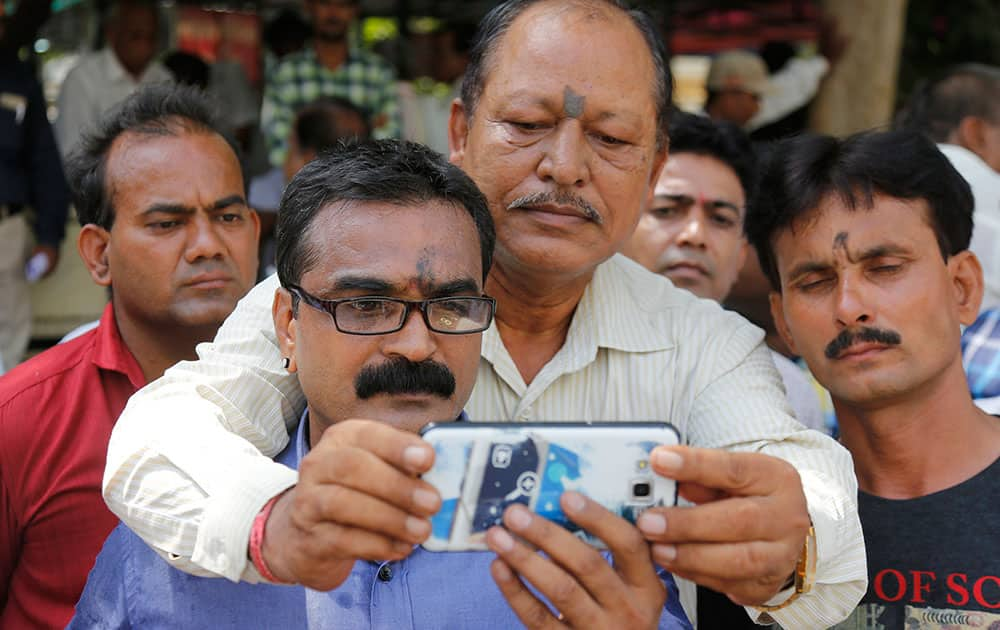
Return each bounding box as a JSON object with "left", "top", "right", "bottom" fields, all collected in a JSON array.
[{"left": 485, "top": 1, "right": 657, "bottom": 107}]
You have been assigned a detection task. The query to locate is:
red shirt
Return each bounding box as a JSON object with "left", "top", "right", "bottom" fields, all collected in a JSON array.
[{"left": 0, "top": 304, "right": 145, "bottom": 629}]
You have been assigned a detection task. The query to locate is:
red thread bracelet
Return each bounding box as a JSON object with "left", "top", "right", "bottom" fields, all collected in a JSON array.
[{"left": 249, "top": 493, "right": 290, "bottom": 584}]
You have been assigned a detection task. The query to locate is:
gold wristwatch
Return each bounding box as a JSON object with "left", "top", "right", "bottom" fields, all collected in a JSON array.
[{"left": 754, "top": 524, "right": 817, "bottom": 613}]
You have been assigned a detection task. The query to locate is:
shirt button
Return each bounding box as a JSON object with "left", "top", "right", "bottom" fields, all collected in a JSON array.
[{"left": 377, "top": 564, "right": 393, "bottom": 582}]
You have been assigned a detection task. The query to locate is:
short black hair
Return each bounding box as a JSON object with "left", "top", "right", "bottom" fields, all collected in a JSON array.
[
  {"left": 276, "top": 139, "right": 495, "bottom": 287},
  {"left": 667, "top": 111, "right": 757, "bottom": 203},
  {"left": 747, "top": 129, "right": 974, "bottom": 291},
  {"left": 294, "top": 97, "right": 371, "bottom": 153},
  {"left": 896, "top": 63, "right": 1000, "bottom": 142},
  {"left": 66, "top": 83, "right": 225, "bottom": 230},
  {"left": 460, "top": 0, "right": 672, "bottom": 150}
]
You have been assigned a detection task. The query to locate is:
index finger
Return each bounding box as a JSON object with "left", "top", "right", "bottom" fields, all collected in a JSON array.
[
  {"left": 560, "top": 493, "right": 663, "bottom": 592},
  {"left": 319, "top": 418, "right": 436, "bottom": 474},
  {"left": 649, "top": 446, "right": 799, "bottom": 498}
]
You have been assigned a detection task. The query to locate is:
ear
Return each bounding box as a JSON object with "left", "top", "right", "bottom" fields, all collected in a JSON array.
[
  {"left": 448, "top": 98, "right": 469, "bottom": 167},
  {"left": 248, "top": 206, "right": 262, "bottom": 243},
  {"left": 77, "top": 224, "right": 112, "bottom": 287},
  {"left": 736, "top": 239, "right": 749, "bottom": 271},
  {"left": 947, "top": 250, "right": 984, "bottom": 326},
  {"left": 648, "top": 142, "right": 669, "bottom": 194},
  {"left": 272, "top": 287, "right": 299, "bottom": 373},
  {"left": 769, "top": 290, "right": 800, "bottom": 356},
  {"left": 955, "top": 116, "right": 989, "bottom": 158}
]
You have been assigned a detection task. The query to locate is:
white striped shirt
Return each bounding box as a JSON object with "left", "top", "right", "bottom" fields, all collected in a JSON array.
[{"left": 104, "top": 254, "right": 866, "bottom": 629}]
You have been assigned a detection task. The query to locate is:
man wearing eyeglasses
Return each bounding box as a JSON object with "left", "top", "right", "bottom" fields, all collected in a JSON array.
[{"left": 71, "top": 140, "right": 691, "bottom": 628}]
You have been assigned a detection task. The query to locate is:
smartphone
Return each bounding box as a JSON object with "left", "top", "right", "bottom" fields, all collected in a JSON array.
[{"left": 419, "top": 421, "right": 680, "bottom": 552}]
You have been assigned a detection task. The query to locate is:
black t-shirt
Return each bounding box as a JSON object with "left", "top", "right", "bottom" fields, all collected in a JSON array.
[{"left": 834, "top": 456, "right": 1000, "bottom": 629}]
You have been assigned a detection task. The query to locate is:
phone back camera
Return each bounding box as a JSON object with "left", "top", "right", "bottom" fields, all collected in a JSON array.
[{"left": 631, "top": 481, "right": 652, "bottom": 499}]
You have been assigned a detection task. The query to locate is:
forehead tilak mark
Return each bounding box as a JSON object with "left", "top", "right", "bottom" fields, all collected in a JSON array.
[
  {"left": 832, "top": 231, "right": 858, "bottom": 264},
  {"left": 563, "top": 86, "right": 585, "bottom": 118}
]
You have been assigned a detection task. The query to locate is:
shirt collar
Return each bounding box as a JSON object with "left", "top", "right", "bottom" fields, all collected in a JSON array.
[
  {"left": 482, "top": 254, "right": 676, "bottom": 368},
  {"left": 91, "top": 302, "right": 147, "bottom": 390},
  {"left": 937, "top": 143, "right": 1000, "bottom": 181}
]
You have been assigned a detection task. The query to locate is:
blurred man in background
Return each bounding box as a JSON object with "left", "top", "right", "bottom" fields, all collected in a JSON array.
[{"left": 56, "top": 0, "right": 172, "bottom": 158}]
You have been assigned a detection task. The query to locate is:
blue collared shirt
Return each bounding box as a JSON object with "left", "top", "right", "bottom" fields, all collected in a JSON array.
[{"left": 70, "top": 413, "right": 691, "bottom": 629}]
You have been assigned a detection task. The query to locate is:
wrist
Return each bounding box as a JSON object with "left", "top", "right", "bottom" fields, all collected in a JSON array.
[
  {"left": 754, "top": 524, "right": 816, "bottom": 613},
  {"left": 249, "top": 489, "right": 294, "bottom": 584}
]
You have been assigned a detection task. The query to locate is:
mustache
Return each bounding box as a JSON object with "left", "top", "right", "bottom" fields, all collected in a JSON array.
[
  {"left": 506, "top": 191, "right": 603, "bottom": 224},
  {"left": 354, "top": 357, "right": 456, "bottom": 400},
  {"left": 824, "top": 327, "right": 902, "bottom": 359}
]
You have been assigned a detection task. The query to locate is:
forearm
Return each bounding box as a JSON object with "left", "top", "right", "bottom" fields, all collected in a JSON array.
[{"left": 102, "top": 275, "right": 306, "bottom": 580}]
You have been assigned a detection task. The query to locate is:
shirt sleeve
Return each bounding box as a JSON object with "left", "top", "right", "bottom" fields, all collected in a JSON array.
[
  {"left": 746, "top": 56, "right": 830, "bottom": 131},
  {"left": 682, "top": 310, "right": 866, "bottom": 629},
  {"left": 102, "top": 274, "right": 302, "bottom": 581},
  {"left": 24, "top": 70, "right": 70, "bottom": 247},
  {"left": 66, "top": 527, "right": 131, "bottom": 630}
]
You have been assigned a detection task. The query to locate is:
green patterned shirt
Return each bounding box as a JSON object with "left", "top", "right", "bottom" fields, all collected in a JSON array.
[{"left": 261, "top": 45, "right": 400, "bottom": 166}]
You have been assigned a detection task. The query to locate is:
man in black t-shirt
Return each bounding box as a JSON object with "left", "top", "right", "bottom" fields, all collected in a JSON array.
[{"left": 746, "top": 129, "right": 1000, "bottom": 629}]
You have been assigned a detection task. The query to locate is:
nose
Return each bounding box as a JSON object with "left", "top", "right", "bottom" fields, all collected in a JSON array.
[
  {"left": 536, "top": 121, "right": 590, "bottom": 188},
  {"left": 675, "top": 212, "right": 708, "bottom": 249},
  {"left": 184, "top": 215, "right": 227, "bottom": 263},
  {"left": 833, "top": 277, "right": 872, "bottom": 328},
  {"left": 380, "top": 306, "right": 438, "bottom": 363}
]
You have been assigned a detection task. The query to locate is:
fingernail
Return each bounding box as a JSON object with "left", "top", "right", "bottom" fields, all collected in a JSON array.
[
  {"left": 412, "top": 487, "right": 440, "bottom": 512},
  {"left": 403, "top": 445, "right": 431, "bottom": 469},
  {"left": 653, "top": 449, "right": 683, "bottom": 472},
  {"left": 489, "top": 527, "right": 516, "bottom": 552},
  {"left": 638, "top": 512, "right": 667, "bottom": 535},
  {"left": 405, "top": 516, "right": 430, "bottom": 537},
  {"left": 653, "top": 544, "right": 677, "bottom": 563},
  {"left": 506, "top": 505, "right": 532, "bottom": 530},
  {"left": 563, "top": 491, "right": 585, "bottom": 514}
]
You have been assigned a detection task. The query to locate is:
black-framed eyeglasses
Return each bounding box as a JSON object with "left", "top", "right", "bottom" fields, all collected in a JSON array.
[{"left": 287, "top": 285, "right": 496, "bottom": 336}]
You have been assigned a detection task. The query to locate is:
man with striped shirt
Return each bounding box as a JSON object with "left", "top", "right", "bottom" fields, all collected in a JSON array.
[{"left": 103, "top": 2, "right": 866, "bottom": 627}]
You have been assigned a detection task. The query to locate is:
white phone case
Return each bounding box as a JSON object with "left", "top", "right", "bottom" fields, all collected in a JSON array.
[{"left": 419, "top": 422, "right": 680, "bottom": 552}]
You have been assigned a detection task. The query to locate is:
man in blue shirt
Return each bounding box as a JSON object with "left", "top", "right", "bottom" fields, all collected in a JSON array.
[{"left": 71, "top": 140, "right": 690, "bottom": 628}]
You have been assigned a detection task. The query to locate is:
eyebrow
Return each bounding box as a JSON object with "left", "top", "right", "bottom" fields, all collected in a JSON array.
[
  {"left": 504, "top": 90, "right": 640, "bottom": 125},
  {"left": 141, "top": 195, "right": 247, "bottom": 217},
  {"left": 786, "top": 244, "right": 912, "bottom": 281},
  {"left": 654, "top": 194, "right": 742, "bottom": 213},
  {"left": 325, "top": 276, "right": 481, "bottom": 298}
]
